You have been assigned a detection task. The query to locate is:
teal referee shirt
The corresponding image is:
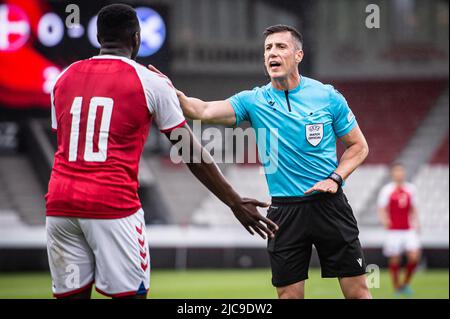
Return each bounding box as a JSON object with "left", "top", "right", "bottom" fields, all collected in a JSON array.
[{"left": 228, "top": 76, "right": 357, "bottom": 197}]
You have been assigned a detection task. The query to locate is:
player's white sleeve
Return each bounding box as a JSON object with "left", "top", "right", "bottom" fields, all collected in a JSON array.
[
  {"left": 148, "top": 76, "right": 186, "bottom": 132},
  {"left": 51, "top": 89, "right": 57, "bottom": 130},
  {"left": 407, "top": 183, "right": 419, "bottom": 208},
  {"left": 132, "top": 65, "right": 186, "bottom": 132},
  {"left": 49, "top": 63, "right": 78, "bottom": 131},
  {"left": 377, "top": 184, "right": 391, "bottom": 209}
]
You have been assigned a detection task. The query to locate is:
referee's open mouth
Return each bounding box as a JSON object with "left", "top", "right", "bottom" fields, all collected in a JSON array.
[{"left": 269, "top": 61, "right": 282, "bottom": 71}]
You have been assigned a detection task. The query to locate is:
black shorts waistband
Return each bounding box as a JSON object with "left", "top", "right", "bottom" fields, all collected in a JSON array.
[{"left": 271, "top": 188, "right": 343, "bottom": 206}]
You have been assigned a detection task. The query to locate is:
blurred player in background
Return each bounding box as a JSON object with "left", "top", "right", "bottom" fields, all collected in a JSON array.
[
  {"left": 151, "top": 25, "right": 371, "bottom": 299},
  {"left": 378, "top": 163, "right": 421, "bottom": 296},
  {"left": 46, "top": 4, "right": 276, "bottom": 299}
]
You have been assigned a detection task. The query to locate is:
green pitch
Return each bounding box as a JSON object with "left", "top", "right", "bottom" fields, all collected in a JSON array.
[{"left": 0, "top": 269, "right": 447, "bottom": 299}]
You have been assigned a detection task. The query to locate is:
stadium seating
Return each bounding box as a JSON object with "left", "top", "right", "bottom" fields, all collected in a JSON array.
[
  {"left": 413, "top": 165, "right": 449, "bottom": 231},
  {"left": 191, "top": 166, "right": 269, "bottom": 226},
  {"left": 342, "top": 165, "right": 388, "bottom": 219},
  {"left": 332, "top": 79, "right": 448, "bottom": 164},
  {"left": 0, "top": 155, "right": 45, "bottom": 225},
  {"left": 190, "top": 164, "right": 389, "bottom": 226},
  {"left": 430, "top": 135, "right": 449, "bottom": 164}
]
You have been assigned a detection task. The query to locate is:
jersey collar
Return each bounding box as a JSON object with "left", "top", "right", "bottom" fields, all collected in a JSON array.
[
  {"left": 269, "top": 75, "right": 304, "bottom": 94},
  {"left": 91, "top": 54, "right": 132, "bottom": 62}
]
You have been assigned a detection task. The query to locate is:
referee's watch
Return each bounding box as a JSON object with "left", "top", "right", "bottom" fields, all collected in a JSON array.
[{"left": 328, "top": 172, "right": 343, "bottom": 187}]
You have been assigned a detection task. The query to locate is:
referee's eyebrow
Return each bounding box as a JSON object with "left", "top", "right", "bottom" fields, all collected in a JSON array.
[{"left": 265, "top": 42, "right": 288, "bottom": 49}]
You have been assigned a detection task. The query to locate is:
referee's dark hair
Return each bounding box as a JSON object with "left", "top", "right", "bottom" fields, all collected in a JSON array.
[
  {"left": 263, "top": 24, "right": 303, "bottom": 49},
  {"left": 97, "top": 4, "right": 140, "bottom": 44}
]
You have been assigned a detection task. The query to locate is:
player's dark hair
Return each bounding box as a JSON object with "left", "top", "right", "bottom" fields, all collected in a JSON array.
[
  {"left": 97, "top": 4, "right": 140, "bottom": 44},
  {"left": 263, "top": 24, "right": 303, "bottom": 47}
]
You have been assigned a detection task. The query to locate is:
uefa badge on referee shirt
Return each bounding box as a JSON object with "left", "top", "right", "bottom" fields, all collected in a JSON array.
[{"left": 305, "top": 123, "right": 324, "bottom": 146}]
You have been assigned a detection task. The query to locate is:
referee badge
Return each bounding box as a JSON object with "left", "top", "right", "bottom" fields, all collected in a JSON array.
[{"left": 305, "top": 123, "right": 323, "bottom": 146}]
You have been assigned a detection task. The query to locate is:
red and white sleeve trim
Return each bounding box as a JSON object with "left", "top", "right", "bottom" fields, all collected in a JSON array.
[{"left": 159, "top": 120, "right": 186, "bottom": 133}]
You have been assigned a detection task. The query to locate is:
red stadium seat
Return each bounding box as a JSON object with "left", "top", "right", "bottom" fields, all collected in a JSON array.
[
  {"left": 332, "top": 79, "right": 448, "bottom": 164},
  {"left": 430, "top": 135, "right": 449, "bottom": 164}
]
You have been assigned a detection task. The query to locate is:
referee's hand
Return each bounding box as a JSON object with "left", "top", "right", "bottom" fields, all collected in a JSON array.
[
  {"left": 148, "top": 64, "right": 168, "bottom": 78},
  {"left": 304, "top": 178, "right": 339, "bottom": 195},
  {"left": 230, "top": 198, "right": 279, "bottom": 239},
  {"left": 148, "top": 64, "right": 186, "bottom": 102}
]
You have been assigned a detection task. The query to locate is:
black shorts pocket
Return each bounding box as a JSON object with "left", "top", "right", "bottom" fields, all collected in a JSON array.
[{"left": 266, "top": 206, "right": 280, "bottom": 221}]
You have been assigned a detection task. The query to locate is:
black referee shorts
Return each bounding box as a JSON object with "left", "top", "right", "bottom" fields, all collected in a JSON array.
[{"left": 267, "top": 188, "right": 367, "bottom": 287}]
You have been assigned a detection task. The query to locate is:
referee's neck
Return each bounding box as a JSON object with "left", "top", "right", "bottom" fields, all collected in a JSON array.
[{"left": 271, "top": 73, "right": 301, "bottom": 91}]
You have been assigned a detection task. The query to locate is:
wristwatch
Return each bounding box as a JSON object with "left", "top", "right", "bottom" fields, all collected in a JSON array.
[{"left": 328, "top": 172, "right": 343, "bottom": 187}]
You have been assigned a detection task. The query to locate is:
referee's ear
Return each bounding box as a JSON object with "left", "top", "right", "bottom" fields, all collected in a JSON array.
[{"left": 295, "top": 49, "right": 304, "bottom": 64}]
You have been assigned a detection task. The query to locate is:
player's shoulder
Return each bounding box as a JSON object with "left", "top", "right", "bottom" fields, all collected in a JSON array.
[
  {"left": 117, "top": 57, "right": 151, "bottom": 75},
  {"left": 113, "top": 58, "right": 174, "bottom": 93},
  {"left": 380, "top": 182, "right": 396, "bottom": 194},
  {"left": 403, "top": 182, "right": 418, "bottom": 193},
  {"left": 108, "top": 57, "right": 163, "bottom": 81},
  {"left": 53, "top": 60, "right": 84, "bottom": 86}
]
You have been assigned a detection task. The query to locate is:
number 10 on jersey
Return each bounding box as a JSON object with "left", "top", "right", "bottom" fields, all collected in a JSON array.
[{"left": 69, "top": 97, "right": 114, "bottom": 162}]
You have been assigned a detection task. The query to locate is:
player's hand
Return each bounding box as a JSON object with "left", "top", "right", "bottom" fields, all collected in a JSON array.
[
  {"left": 230, "top": 198, "right": 278, "bottom": 239},
  {"left": 147, "top": 64, "right": 167, "bottom": 77},
  {"left": 148, "top": 64, "right": 186, "bottom": 101},
  {"left": 175, "top": 88, "right": 188, "bottom": 102},
  {"left": 147, "top": 64, "right": 176, "bottom": 86},
  {"left": 304, "top": 178, "right": 339, "bottom": 195}
]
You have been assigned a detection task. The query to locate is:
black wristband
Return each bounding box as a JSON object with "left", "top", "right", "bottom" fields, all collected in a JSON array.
[{"left": 328, "top": 172, "right": 343, "bottom": 187}]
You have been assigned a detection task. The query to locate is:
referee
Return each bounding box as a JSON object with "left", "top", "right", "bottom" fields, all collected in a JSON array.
[{"left": 151, "top": 25, "right": 371, "bottom": 299}]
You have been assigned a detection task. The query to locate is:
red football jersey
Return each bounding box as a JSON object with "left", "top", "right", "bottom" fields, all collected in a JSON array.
[
  {"left": 377, "top": 182, "right": 417, "bottom": 230},
  {"left": 46, "top": 55, "right": 185, "bottom": 219}
]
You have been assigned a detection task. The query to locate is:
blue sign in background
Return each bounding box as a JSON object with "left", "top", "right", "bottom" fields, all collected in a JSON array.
[{"left": 136, "top": 7, "right": 167, "bottom": 57}]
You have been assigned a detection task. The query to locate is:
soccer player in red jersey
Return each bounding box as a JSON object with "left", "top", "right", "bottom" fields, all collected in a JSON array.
[
  {"left": 377, "top": 163, "right": 421, "bottom": 296},
  {"left": 45, "top": 4, "right": 277, "bottom": 299}
]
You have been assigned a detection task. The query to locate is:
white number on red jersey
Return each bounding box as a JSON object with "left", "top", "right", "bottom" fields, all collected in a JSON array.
[{"left": 69, "top": 96, "right": 114, "bottom": 162}]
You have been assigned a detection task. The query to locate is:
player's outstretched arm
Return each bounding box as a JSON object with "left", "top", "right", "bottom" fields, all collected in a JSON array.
[
  {"left": 164, "top": 124, "right": 278, "bottom": 239},
  {"left": 148, "top": 64, "right": 236, "bottom": 125}
]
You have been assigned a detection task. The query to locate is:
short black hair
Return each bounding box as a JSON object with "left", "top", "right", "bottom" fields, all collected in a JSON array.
[
  {"left": 97, "top": 4, "right": 139, "bottom": 43},
  {"left": 263, "top": 24, "right": 303, "bottom": 47}
]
